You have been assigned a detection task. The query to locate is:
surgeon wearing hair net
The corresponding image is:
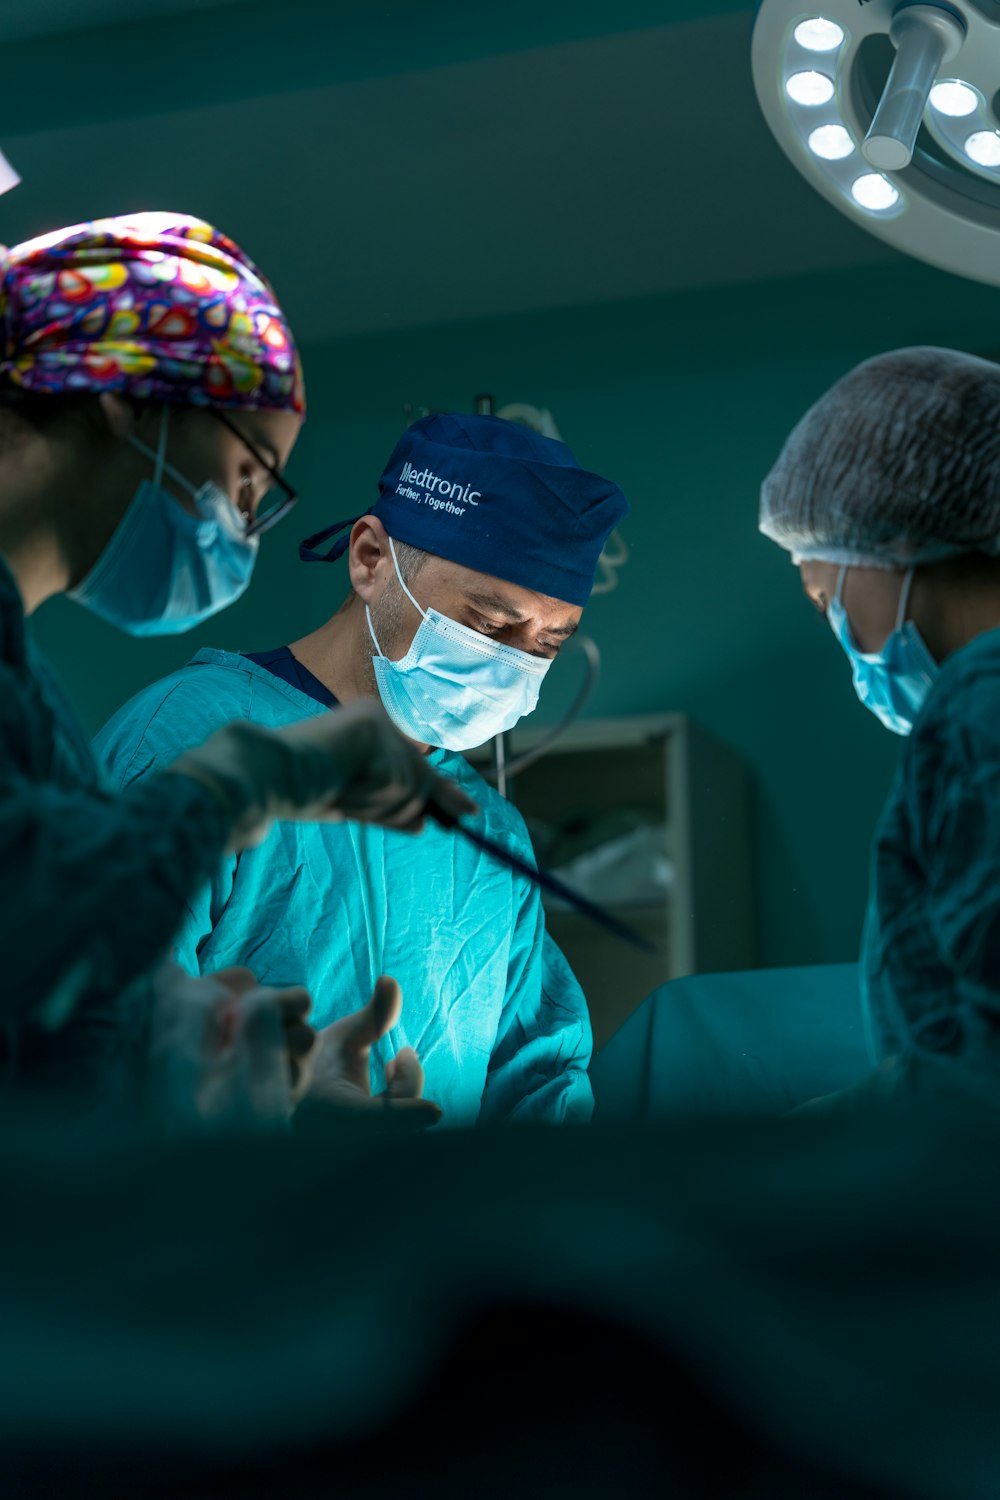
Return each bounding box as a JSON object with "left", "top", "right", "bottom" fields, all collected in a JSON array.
[
  {"left": 97, "top": 412, "right": 630, "bottom": 1126},
  {"left": 0, "top": 212, "right": 472, "bottom": 1126},
  {"left": 760, "top": 345, "right": 1000, "bottom": 1101}
]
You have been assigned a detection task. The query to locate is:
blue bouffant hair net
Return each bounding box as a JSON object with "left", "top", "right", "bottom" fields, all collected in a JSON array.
[{"left": 760, "top": 346, "right": 1000, "bottom": 568}]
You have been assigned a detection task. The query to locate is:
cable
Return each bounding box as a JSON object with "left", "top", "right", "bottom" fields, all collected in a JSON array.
[{"left": 482, "top": 633, "right": 601, "bottom": 788}]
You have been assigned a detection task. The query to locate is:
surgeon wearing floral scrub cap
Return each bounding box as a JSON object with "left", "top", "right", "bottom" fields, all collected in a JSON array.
[{"left": 0, "top": 212, "right": 471, "bottom": 1126}]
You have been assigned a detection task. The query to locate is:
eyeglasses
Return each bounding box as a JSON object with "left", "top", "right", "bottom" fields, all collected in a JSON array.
[{"left": 212, "top": 409, "right": 298, "bottom": 538}]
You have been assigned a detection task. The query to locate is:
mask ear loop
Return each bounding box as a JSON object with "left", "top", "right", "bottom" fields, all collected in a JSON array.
[
  {"left": 368, "top": 534, "right": 428, "bottom": 658},
  {"left": 152, "top": 404, "right": 169, "bottom": 487},
  {"left": 126, "top": 405, "right": 206, "bottom": 500},
  {"left": 387, "top": 534, "right": 427, "bottom": 619},
  {"left": 126, "top": 404, "right": 179, "bottom": 490},
  {"left": 895, "top": 568, "right": 916, "bottom": 631},
  {"left": 834, "top": 564, "right": 848, "bottom": 604},
  {"left": 366, "top": 603, "right": 387, "bottom": 658}
]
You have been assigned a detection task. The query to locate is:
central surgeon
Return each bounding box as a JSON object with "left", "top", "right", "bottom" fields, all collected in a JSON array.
[{"left": 98, "top": 413, "right": 628, "bottom": 1125}]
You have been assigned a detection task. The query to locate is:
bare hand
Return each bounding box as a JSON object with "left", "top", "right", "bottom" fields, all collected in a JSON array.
[{"left": 297, "top": 974, "right": 442, "bottom": 1128}]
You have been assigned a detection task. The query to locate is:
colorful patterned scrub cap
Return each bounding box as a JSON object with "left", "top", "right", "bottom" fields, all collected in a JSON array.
[{"left": 0, "top": 211, "right": 304, "bottom": 414}]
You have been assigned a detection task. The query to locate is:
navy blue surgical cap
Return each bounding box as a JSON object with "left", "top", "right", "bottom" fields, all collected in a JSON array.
[{"left": 299, "top": 412, "right": 630, "bottom": 607}]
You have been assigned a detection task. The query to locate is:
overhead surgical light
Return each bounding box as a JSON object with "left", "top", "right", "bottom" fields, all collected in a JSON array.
[
  {"left": 0, "top": 150, "right": 20, "bottom": 198},
  {"left": 752, "top": 1, "right": 1000, "bottom": 286}
]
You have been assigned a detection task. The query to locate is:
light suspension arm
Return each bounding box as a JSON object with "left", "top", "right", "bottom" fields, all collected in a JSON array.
[{"left": 864, "top": 3, "right": 965, "bottom": 170}]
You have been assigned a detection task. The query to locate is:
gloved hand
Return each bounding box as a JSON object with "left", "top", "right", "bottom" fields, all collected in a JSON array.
[
  {"left": 293, "top": 975, "right": 443, "bottom": 1131},
  {"left": 167, "top": 697, "right": 477, "bottom": 850},
  {"left": 207, "top": 966, "right": 316, "bottom": 1106},
  {"left": 146, "top": 962, "right": 317, "bottom": 1129}
]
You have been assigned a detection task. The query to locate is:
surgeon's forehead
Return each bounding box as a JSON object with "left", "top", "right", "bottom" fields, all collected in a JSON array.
[
  {"left": 430, "top": 554, "right": 580, "bottom": 617},
  {"left": 228, "top": 407, "right": 300, "bottom": 471}
]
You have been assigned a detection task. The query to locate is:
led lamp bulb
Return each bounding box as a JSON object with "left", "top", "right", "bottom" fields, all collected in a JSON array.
[
  {"left": 794, "top": 17, "right": 845, "bottom": 52},
  {"left": 808, "top": 123, "right": 855, "bottom": 159},
  {"left": 929, "top": 80, "right": 979, "bottom": 117},
  {"left": 785, "top": 69, "right": 835, "bottom": 105},
  {"left": 965, "top": 130, "right": 1000, "bottom": 167},
  {"left": 851, "top": 173, "right": 900, "bottom": 210}
]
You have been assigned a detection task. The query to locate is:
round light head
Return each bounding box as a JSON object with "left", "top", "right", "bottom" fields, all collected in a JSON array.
[
  {"left": 929, "top": 79, "right": 979, "bottom": 117},
  {"left": 753, "top": 0, "right": 1000, "bottom": 288},
  {"left": 793, "top": 17, "right": 845, "bottom": 52},
  {"left": 965, "top": 130, "right": 1000, "bottom": 167},
  {"left": 785, "top": 69, "right": 835, "bottom": 106},
  {"left": 808, "top": 123, "right": 855, "bottom": 160},
  {"left": 851, "top": 173, "right": 900, "bottom": 211}
]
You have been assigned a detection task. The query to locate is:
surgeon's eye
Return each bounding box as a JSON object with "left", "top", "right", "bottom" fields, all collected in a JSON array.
[
  {"left": 237, "top": 460, "right": 276, "bottom": 521},
  {"left": 242, "top": 460, "right": 268, "bottom": 494},
  {"left": 471, "top": 615, "right": 505, "bottom": 636}
]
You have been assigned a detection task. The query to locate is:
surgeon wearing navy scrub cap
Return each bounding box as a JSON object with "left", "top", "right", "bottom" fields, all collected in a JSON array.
[{"left": 98, "top": 413, "right": 630, "bottom": 1127}]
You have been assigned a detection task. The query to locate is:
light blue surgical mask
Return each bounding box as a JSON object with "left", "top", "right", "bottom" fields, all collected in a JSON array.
[
  {"left": 366, "top": 536, "right": 552, "bottom": 751},
  {"left": 69, "top": 406, "right": 258, "bottom": 636},
  {"left": 827, "top": 565, "right": 939, "bottom": 735}
]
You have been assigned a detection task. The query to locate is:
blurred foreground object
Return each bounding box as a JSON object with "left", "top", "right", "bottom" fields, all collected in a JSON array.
[{"left": 1, "top": 1099, "right": 998, "bottom": 1497}]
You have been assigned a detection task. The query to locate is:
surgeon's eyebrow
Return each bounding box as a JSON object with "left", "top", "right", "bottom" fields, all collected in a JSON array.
[
  {"left": 464, "top": 589, "right": 529, "bottom": 622},
  {"left": 463, "top": 589, "right": 579, "bottom": 636}
]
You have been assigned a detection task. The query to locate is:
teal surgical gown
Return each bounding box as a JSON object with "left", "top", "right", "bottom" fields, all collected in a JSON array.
[
  {"left": 863, "top": 626, "right": 1000, "bottom": 1098},
  {"left": 96, "top": 649, "right": 594, "bottom": 1126}
]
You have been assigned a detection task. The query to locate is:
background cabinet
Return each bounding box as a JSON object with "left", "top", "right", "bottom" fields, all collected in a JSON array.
[{"left": 471, "top": 714, "right": 755, "bottom": 1049}]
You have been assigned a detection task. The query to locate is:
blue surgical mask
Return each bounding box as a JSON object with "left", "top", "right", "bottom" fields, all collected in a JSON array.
[
  {"left": 827, "top": 565, "right": 939, "bottom": 735},
  {"left": 366, "top": 536, "right": 552, "bottom": 751},
  {"left": 69, "top": 407, "right": 258, "bottom": 636}
]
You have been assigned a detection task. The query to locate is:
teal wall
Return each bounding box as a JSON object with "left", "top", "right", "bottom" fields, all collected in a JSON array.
[
  {"left": 31, "top": 256, "right": 1000, "bottom": 969},
  {"left": 0, "top": 0, "right": 752, "bottom": 137}
]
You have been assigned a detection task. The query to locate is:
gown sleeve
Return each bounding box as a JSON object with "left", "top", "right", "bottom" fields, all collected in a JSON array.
[
  {"left": 478, "top": 868, "right": 594, "bottom": 1125},
  {"left": 0, "top": 589, "right": 231, "bottom": 1024},
  {"left": 95, "top": 675, "right": 257, "bottom": 980},
  {"left": 913, "top": 721, "right": 1000, "bottom": 1017}
]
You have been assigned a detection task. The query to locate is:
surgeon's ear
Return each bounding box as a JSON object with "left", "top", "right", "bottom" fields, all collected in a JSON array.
[{"left": 348, "top": 516, "right": 390, "bottom": 603}]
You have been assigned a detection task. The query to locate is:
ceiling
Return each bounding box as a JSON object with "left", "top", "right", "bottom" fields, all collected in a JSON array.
[
  {"left": 0, "top": 0, "right": 899, "bottom": 343},
  {"left": 0, "top": 0, "right": 246, "bottom": 41}
]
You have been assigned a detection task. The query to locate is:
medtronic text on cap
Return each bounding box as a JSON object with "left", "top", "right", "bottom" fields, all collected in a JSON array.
[{"left": 396, "top": 461, "right": 481, "bottom": 515}]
